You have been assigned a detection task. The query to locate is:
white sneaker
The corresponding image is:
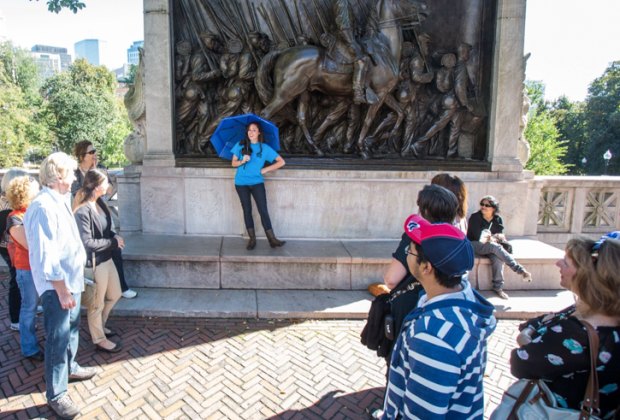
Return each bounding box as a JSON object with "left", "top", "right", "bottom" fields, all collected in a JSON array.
[
  {"left": 36, "top": 305, "right": 43, "bottom": 314},
  {"left": 122, "top": 289, "right": 137, "bottom": 299},
  {"left": 10, "top": 322, "right": 20, "bottom": 331}
]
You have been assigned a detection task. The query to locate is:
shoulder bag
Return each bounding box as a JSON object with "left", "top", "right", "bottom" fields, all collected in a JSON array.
[{"left": 490, "top": 320, "right": 601, "bottom": 420}]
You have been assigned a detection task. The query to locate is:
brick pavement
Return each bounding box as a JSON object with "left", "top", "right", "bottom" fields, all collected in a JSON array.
[{"left": 0, "top": 274, "right": 521, "bottom": 419}]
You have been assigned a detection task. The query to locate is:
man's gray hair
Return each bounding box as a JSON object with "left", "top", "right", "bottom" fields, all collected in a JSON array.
[{"left": 39, "top": 152, "right": 77, "bottom": 187}]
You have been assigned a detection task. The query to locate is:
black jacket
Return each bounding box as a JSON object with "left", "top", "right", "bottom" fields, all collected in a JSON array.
[{"left": 74, "top": 197, "right": 119, "bottom": 267}]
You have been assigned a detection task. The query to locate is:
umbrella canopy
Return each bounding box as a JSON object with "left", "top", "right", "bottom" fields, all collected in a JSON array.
[{"left": 211, "top": 113, "right": 280, "bottom": 160}]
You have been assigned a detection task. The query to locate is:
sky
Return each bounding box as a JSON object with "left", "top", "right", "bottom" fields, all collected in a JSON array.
[
  {"left": 524, "top": 0, "right": 620, "bottom": 101},
  {"left": 0, "top": 0, "right": 618, "bottom": 101},
  {"left": 0, "top": 0, "right": 143, "bottom": 70}
]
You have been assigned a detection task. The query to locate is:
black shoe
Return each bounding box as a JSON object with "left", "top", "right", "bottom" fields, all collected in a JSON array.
[{"left": 26, "top": 351, "right": 44, "bottom": 362}]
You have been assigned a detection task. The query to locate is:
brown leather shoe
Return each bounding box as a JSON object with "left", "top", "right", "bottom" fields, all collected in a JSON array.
[{"left": 368, "top": 283, "right": 390, "bottom": 297}]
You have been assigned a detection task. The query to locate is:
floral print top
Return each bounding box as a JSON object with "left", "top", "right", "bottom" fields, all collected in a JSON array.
[{"left": 510, "top": 305, "right": 620, "bottom": 418}]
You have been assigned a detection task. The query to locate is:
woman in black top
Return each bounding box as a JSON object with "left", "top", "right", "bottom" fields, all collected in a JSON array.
[
  {"left": 510, "top": 234, "right": 620, "bottom": 418},
  {"left": 466, "top": 195, "right": 531, "bottom": 299},
  {"left": 73, "top": 169, "right": 124, "bottom": 353}
]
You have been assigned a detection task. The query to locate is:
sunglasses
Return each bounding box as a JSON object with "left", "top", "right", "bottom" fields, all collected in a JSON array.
[
  {"left": 85, "top": 149, "right": 97, "bottom": 155},
  {"left": 480, "top": 202, "right": 494, "bottom": 208},
  {"left": 404, "top": 244, "right": 418, "bottom": 257}
]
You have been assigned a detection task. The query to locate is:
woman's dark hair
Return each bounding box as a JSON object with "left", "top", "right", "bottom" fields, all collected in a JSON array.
[
  {"left": 417, "top": 184, "right": 458, "bottom": 224},
  {"left": 241, "top": 122, "right": 263, "bottom": 158},
  {"left": 480, "top": 195, "right": 500, "bottom": 214},
  {"left": 73, "top": 140, "right": 93, "bottom": 163},
  {"left": 72, "top": 169, "right": 106, "bottom": 211},
  {"left": 431, "top": 173, "right": 468, "bottom": 219}
]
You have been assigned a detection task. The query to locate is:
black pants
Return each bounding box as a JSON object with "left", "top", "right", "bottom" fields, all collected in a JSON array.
[
  {"left": 235, "top": 183, "right": 272, "bottom": 231},
  {"left": 1, "top": 248, "right": 21, "bottom": 323},
  {"left": 112, "top": 248, "right": 129, "bottom": 292}
]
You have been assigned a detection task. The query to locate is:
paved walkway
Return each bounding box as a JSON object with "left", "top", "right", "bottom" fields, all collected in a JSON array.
[{"left": 0, "top": 275, "right": 524, "bottom": 419}]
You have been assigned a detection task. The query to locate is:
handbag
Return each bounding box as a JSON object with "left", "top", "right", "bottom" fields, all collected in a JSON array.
[
  {"left": 490, "top": 320, "right": 601, "bottom": 420},
  {"left": 83, "top": 251, "right": 96, "bottom": 283}
]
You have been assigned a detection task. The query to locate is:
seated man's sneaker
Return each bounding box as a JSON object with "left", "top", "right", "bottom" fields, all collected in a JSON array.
[
  {"left": 121, "top": 289, "right": 137, "bottom": 299},
  {"left": 48, "top": 393, "right": 79, "bottom": 419}
]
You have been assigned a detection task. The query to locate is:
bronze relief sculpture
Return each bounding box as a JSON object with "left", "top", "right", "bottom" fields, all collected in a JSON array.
[{"left": 173, "top": 0, "right": 494, "bottom": 163}]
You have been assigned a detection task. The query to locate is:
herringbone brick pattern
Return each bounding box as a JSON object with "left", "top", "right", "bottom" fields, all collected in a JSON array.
[{"left": 0, "top": 274, "right": 521, "bottom": 419}]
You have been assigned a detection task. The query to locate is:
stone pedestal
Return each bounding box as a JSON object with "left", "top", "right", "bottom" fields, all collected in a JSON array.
[
  {"left": 131, "top": 0, "right": 533, "bottom": 240},
  {"left": 117, "top": 165, "right": 143, "bottom": 233}
]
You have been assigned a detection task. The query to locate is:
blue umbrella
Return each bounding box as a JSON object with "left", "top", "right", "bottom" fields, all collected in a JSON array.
[{"left": 211, "top": 113, "right": 280, "bottom": 160}]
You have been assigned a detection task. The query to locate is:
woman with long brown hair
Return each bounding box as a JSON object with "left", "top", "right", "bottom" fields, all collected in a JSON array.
[{"left": 73, "top": 169, "right": 124, "bottom": 352}]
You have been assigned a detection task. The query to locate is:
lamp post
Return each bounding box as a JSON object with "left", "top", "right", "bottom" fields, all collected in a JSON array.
[
  {"left": 603, "top": 149, "right": 612, "bottom": 175},
  {"left": 581, "top": 157, "right": 587, "bottom": 175}
]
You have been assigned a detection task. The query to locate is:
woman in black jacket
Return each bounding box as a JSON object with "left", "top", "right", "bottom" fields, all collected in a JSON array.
[{"left": 73, "top": 169, "right": 124, "bottom": 352}]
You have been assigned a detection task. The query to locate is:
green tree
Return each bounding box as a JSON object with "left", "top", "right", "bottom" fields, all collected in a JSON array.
[
  {"left": 582, "top": 61, "right": 620, "bottom": 175},
  {"left": 523, "top": 81, "right": 570, "bottom": 175},
  {"left": 0, "top": 42, "right": 53, "bottom": 166},
  {"left": 42, "top": 59, "right": 130, "bottom": 167},
  {"left": 550, "top": 96, "right": 586, "bottom": 174}
]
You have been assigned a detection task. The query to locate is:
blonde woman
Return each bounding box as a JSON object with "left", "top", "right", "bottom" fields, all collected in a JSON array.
[
  {"left": 6, "top": 175, "right": 41, "bottom": 360},
  {"left": 73, "top": 169, "right": 124, "bottom": 353},
  {"left": 510, "top": 233, "right": 620, "bottom": 418}
]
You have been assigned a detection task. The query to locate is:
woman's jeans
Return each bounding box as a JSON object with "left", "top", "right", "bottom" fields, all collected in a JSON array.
[
  {"left": 15, "top": 270, "right": 39, "bottom": 357},
  {"left": 41, "top": 289, "right": 81, "bottom": 402},
  {"left": 235, "top": 183, "right": 273, "bottom": 231},
  {"left": 472, "top": 240, "right": 525, "bottom": 290}
]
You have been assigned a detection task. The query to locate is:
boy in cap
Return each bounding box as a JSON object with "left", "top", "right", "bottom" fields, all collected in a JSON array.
[{"left": 382, "top": 214, "right": 496, "bottom": 419}]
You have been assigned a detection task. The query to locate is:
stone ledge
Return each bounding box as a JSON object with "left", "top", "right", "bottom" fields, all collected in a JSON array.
[
  {"left": 111, "top": 288, "right": 576, "bottom": 320},
  {"left": 122, "top": 233, "right": 222, "bottom": 262}
]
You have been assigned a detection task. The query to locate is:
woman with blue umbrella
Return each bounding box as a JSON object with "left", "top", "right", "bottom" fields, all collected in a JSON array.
[{"left": 231, "top": 122, "right": 286, "bottom": 250}]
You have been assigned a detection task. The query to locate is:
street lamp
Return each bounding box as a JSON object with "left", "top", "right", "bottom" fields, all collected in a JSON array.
[
  {"left": 581, "top": 157, "right": 587, "bottom": 175},
  {"left": 603, "top": 149, "right": 612, "bottom": 175}
]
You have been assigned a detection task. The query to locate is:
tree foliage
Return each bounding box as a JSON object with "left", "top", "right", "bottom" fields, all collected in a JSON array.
[
  {"left": 41, "top": 59, "right": 130, "bottom": 167},
  {"left": 31, "top": 0, "right": 86, "bottom": 14},
  {"left": 582, "top": 61, "right": 620, "bottom": 175},
  {"left": 523, "top": 81, "right": 569, "bottom": 175},
  {"left": 0, "top": 42, "right": 53, "bottom": 167}
]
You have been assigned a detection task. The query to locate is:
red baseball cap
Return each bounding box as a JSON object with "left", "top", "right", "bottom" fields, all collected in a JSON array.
[{"left": 404, "top": 214, "right": 474, "bottom": 277}]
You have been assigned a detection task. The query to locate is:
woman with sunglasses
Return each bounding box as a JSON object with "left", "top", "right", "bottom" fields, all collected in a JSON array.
[
  {"left": 509, "top": 233, "right": 620, "bottom": 418},
  {"left": 466, "top": 195, "right": 532, "bottom": 299}
]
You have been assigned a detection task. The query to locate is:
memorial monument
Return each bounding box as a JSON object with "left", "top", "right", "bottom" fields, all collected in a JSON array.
[{"left": 119, "top": 0, "right": 536, "bottom": 240}]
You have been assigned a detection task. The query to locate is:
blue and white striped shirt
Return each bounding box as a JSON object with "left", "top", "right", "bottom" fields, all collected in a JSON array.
[
  {"left": 24, "top": 187, "right": 86, "bottom": 296},
  {"left": 383, "top": 280, "right": 496, "bottom": 419}
]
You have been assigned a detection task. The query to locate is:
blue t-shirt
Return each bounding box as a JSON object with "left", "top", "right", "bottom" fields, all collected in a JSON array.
[{"left": 230, "top": 141, "right": 279, "bottom": 186}]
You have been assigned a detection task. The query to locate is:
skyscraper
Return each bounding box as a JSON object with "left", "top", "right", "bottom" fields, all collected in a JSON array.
[{"left": 75, "top": 39, "right": 107, "bottom": 66}]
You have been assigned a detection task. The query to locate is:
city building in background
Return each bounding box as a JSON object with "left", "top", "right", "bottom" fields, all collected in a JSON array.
[
  {"left": 127, "top": 40, "right": 143, "bottom": 65},
  {"left": 75, "top": 38, "right": 108, "bottom": 66},
  {"left": 31, "top": 45, "right": 72, "bottom": 71}
]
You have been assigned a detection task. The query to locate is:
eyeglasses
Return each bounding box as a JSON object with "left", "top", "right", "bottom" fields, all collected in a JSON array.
[
  {"left": 480, "top": 202, "right": 494, "bottom": 208},
  {"left": 86, "top": 149, "right": 97, "bottom": 155},
  {"left": 404, "top": 244, "right": 418, "bottom": 257}
]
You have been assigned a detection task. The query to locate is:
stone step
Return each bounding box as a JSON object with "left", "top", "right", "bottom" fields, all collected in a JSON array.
[
  {"left": 121, "top": 233, "right": 563, "bottom": 291},
  {"left": 111, "top": 287, "right": 576, "bottom": 320}
]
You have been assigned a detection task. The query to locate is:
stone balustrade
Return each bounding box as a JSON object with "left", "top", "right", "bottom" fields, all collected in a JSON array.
[{"left": 535, "top": 176, "right": 620, "bottom": 248}]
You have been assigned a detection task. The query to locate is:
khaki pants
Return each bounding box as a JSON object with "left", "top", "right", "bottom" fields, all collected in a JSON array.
[{"left": 86, "top": 258, "right": 122, "bottom": 344}]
